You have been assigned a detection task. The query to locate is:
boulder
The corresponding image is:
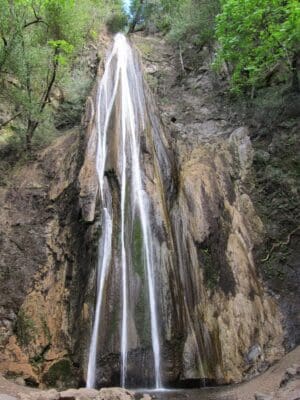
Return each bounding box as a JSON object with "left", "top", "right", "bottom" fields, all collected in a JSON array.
[{"left": 97, "top": 388, "right": 134, "bottom": 400}]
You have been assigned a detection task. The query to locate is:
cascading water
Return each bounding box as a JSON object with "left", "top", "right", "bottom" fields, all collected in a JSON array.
[{"left": 86, "top": 33, "right": 162, "bottom": 389}]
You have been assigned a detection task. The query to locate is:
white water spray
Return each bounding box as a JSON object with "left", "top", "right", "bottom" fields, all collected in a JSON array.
[{"left": 86, "top": 33, "right": 162, "bottom": 389}]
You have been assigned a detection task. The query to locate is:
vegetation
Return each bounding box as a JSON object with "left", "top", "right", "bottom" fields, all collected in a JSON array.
[
  {"left": 1, "top": 0, "right": 299, "bottom": 150},
  {"left": 215, "top": 0, "right": 300, "bottom": 93},
  {"left": 128, "top": 0, "right": 299, "bottom": 94},
  {"left": 127, "top": 0, "right": 220, "bottom": 44},
  {"left": 42, "top": 359, "right": 72, "bottom": 387},
  {"left": 15, "top": 309, "right": 36, "bottom": 346},
  {"left": 0, "top": 0, "right": 125, "bottom": 150}
]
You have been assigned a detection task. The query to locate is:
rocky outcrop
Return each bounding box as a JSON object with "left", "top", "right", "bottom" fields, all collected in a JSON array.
[{"left": 0, "top": 130, "right": 94, "bottom": 387}]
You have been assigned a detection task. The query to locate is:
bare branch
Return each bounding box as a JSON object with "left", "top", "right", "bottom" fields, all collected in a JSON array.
[
  {"left": 0, "top": 112, "right": 22, "bottom": 131},
  {"left": 23, "top": 18, "right": 48, "bottom": 29},
  {"left": 261, "top": 226, "right": 300, "bottom": 262}
]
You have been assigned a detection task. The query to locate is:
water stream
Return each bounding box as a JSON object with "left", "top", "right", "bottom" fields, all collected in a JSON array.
[{"left": 86, "top": 33, "right": 161, "bottom": 389}]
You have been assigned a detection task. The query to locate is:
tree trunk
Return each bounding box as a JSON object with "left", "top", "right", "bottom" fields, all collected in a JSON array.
[
  {"left": 26, "top": 119, "right": 38, "bottom": 151},
  {"left": 25, "top": 48, "right": 58, "bottom": 151},
  {"left": 128, "top": 0, "right": 144, "bottom": 34}
]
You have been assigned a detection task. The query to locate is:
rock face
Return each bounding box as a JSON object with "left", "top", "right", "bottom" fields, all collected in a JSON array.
[
  {"left": 0, "top": 32, "right": 294, "bottom": 389},
  {"left": 0, "top": 130, "right": 94, "bottom": 387}
]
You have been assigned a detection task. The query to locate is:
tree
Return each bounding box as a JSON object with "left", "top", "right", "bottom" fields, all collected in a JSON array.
[
  {"left": 215, "top": 0, "right": 300, "bottom": 93},
  {"left": 0, "top": 0, "right": 125, "bottom": 150}
]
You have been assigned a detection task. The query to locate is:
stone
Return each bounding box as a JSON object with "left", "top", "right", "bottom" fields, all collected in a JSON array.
[
  {"left": 18, "top": 390, "right": 60, "bottom": 400},
  {"left": 38, "top": 389, "right": 60, "bottom": 400},
  {"left": 77, "top": 388, "right": 99, "bottom": 399},
  {"left": 14, "top": 377, "right": 26, "bottom": 386},
  {"left": 60, "top": 389, "right": 79, "bottom": 399},
  {"left": 280, "top": 365, "right": 300, "bottom": 387},
  {"left": 60, "top": 388, "right": 99, "bottom": 400},
  {"left": 140, "top": 394, "right": 151, "bottom": 400},
  {"left": 97, "top": 388, "right": 134, "bottom": 400},
  {"left": 254, "top": 393, "right": 273, "bottom": 400},
  {"left": 247, "top": 344, "right": 263, "bottom": 363},
  {"left": 285, "top": 367, "right": 297, "bottom": 376},
  {"left": 0, "top": 395, "right": 18, "bottom": 400}
]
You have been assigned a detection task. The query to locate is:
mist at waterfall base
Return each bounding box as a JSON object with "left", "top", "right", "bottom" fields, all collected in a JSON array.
[{"left": 86, "top": 33, "right": 162, "bottom": 390}]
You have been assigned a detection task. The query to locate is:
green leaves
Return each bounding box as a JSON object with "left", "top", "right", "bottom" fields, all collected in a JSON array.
[
  {"left": 48, "top": 39, "right": 74, "bottom": 65},
  {"left": 215, "top": 0, "right": 300, "bottom": 93},
  {"left": 0, "top": 0, "right": 125, "bottom": 148}
]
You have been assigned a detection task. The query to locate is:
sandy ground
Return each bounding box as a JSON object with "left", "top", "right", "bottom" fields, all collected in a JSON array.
[{"left": 0, "top": 347, "right": 299, "bottom": 400}]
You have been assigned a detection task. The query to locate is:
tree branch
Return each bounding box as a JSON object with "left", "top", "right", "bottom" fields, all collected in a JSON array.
[
  {"left": 261, "top": 226, "right": 300, "bottom": 262},
  {"left": 0, "top": 112, "right": 22, "bottom": 131},
  {"left": 23, "top": 18, "right": 48, "bottom": 29}
]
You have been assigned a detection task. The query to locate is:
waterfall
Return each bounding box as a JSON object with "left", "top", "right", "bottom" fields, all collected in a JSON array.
[{"left": 86, "top": 33, "right": 162, "bottom": 389}]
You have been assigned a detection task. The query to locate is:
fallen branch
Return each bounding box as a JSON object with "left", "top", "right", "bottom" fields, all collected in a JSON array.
[{"left": 261, "top": 225, "right": 300, "bottom": 262}]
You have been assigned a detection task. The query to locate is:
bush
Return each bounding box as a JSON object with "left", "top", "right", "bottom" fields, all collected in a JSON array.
[{"left": 106, "top": 12, "right": 128, "bottom": 33}]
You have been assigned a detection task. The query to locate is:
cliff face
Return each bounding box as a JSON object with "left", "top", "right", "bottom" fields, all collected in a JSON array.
[
  {"left": 0, "top": 32, "right": 298, "bottom": 388},
  {"left": 0, "top": 131, "right": 94, "bottom": 387}
]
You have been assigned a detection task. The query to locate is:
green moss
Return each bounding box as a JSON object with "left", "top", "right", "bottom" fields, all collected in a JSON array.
[
  {"left": 42, "top": 359, "right": 72, "bottom": 387},
  {"left": 15, "top": 309, "right": 36, "bottom": 347},
  {"left": 132, "top": 217, "right": 144, "bottom": 279},
  {"left": 41, "top": 317, "right": 51, "bottom": 342},
  {"left": 201, "top": 247, "right": 219, "bottom": 290},
  {"left": 132, "top": 217, "right": 151, "bottom": 345}
]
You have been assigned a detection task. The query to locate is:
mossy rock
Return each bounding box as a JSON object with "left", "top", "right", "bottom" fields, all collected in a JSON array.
[
  {"left": 42, "top": 359, "right": 73, "bottom": 387},
  {"left": 14, "top": 309, "right": 36, "bottom": 347}
]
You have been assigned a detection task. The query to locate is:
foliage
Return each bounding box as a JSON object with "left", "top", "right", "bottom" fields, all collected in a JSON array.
[
  {"left": 106, "top": 12, "right": 128, "bottom": 33},
  {"left": 127, "top": 0, "right": 220, "bottom": 48},
  {"left": 215, "top": 0, "right": 300, "bottom": 93},
  {"left": 165, "top": 0, "right": 220, "bottom": 47},
  {"left": 15, "top": 309, "right": 36, "bottom": 346},
  {"left": 42, "top": 359, "right": 72, "bottom": 387},
  {"left": 0, "top": 0, "right": 125, "bottom": 150}
]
